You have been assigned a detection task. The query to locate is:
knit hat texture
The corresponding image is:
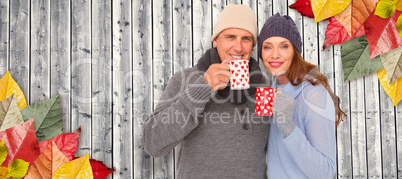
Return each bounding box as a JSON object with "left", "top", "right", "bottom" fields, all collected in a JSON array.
[
  {"left": 258, "top": 13, "right": 302, "bottom": 56},
  {"left": 211, "top": 4, "right": 257, "bottom": 46}
]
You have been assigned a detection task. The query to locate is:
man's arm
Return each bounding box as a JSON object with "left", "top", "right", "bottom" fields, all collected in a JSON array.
[{"left": 143, "top": 70, "right": 214, "bottom": 157}]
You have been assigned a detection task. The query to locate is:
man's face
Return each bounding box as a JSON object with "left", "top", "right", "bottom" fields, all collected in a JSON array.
[{"left": 213, "top": 28, "right": 254, "bottom": 62}]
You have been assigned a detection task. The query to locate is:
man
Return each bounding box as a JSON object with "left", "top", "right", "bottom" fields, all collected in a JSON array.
[{"left": 143, "top": 4, "right": 270, "bottom": 178}]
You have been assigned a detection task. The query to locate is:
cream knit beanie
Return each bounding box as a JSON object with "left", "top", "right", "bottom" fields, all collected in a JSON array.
[{"left": 211, "top": 4, "right": 257, "bottom": 46}]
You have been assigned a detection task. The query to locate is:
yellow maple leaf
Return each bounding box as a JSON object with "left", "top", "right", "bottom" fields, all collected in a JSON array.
[
  {"left": 378, "top": 68, "right": 402, "bottom": 106},
  {"left": 312, "top": 0, "right": 351, "bottom": 23},
  {"left": 52, "top": 154, "right": 93, "bottom": 179},
  {"left": 335, "top": 0, "right": 378, "bottom": 36},
  {"left": 0, "top": 72, "right": 27, "bottom": 109}
]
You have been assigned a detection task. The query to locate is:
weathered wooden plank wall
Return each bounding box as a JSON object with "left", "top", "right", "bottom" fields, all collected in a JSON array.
[{"left": 0, "top": 0, "right": 401, "bottom": 178}]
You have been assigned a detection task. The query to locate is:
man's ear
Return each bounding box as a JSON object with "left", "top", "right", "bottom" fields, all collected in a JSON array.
[{"left": 213, "top": 38, "right": 218, "bottom": 47}]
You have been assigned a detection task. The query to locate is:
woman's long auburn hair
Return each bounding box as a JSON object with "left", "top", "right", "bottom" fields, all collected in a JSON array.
[{"left": 286, "top": 46, "right": 346, "bottom": 128}]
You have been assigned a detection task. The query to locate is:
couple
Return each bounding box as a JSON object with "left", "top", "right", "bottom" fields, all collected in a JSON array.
[{"left": 143, "top": 4, "right": 346, "bottom": 179}]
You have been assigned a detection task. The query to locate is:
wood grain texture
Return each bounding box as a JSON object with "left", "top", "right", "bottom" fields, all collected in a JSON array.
[
  {"left": 302, "top": 18, "right": 318, "bottom": 65},
  {"left": 92, "top": 0, "right": 112, "bottom": 172},
  {"left": 9, "top": 0, "right": 30, "bottom": 102},
  {"left": 364, "top": 73, "right": 382, "bottom": 178},
  {"left": 30, "top": 0, "right": 50, "bottom": 103},
  {"left": 133, "top": 0, "right": 153, "bottom": 178},
  {"left": 0, "top": 0, "right": 8, "bottom": 76},
  {"left": 379, "top": 86, "right": 397, "bottom": 178},
  {"left": 71, "top": 0, "right": 92, "bottom": 157},
  {"left": 152, "top": 0, "right": 174, "bottom": 178},
  {"left": 112, "top": 0, "right": 133, "bottom": 178},
  {"left": 350, "top": 78, "right": 367, "bottom": 178},
  {"left": 50, "top": 0, "right": 71, "bottom": 133},
  {"left": 192, "top": 0, "right": 211, "bottom": 65},
  {"left": 334, "top": 44, "right": 352, "bottom": 178},
  {"left": 273, "top": 0, "right": 287, "bottom": 14}
]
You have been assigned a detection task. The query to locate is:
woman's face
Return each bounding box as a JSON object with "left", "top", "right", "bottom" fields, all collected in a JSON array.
[{"left": 261, "top": 36, "right": 294, "bottom": 77}]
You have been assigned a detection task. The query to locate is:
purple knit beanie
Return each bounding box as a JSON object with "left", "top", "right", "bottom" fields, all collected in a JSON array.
[{"left": 258, "top": 13, "right": 302, "bottom": 57}]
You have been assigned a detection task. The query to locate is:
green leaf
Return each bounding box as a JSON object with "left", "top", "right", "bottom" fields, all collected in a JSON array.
[
  {"left": 375, "top": 0, "right": 397, "bottom": 18},
  {"left": 380, "top": 46, "right": 402, "bottom": 83},
  {"left": 6, "top": 159, "right": 29, "bottom": 179},
  {"left": 397, "top": 13, "right": 402, "bottom": 36},
  {"left": 0, "top": 141, "right": 6, "bottom": 166},
  {"left": 0, "top": 94, "right": 23, "bottom": 131},
  {"left": 341, "top": 35, "right": 384, "bottom": 82},
  {"left": 20, "top": 96, "right": 63, "bottom": 142}
]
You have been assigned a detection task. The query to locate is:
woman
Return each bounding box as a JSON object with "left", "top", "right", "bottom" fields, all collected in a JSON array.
[{"left": 258, "top": 13, "right": 346, "bottom": 178}]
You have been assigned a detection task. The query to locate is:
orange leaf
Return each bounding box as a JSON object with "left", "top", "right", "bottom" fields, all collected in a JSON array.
[
  {"left": 25, "top": 141, "right": 69, "bottom": 179},
  {"left": 0, "top": 72, "right": 27, "bottom": 109},
  {"left": 397, "top": 0, "right": 402, "bottom": 11},
  {"left": 0, "top": 166, "right": 7, "bottom": 179},
  {"left": 334, "top": 0, "right": 378, "bottom": 36}
]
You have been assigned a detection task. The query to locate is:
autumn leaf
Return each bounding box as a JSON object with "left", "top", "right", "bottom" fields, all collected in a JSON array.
[
  {"left": 25, "top": 141, "right": 70, "bottom": 179},
  {"left": 0, "top": 141, "right": 6, "bottom": 166},
  {"left": 311, "top": 0, "right": 351, "bottom": 22},
  {"left": 341, "top": 35, "right": 383, "bottom": 81},
  {"left": 375, "top": 0, "right": 398, "bottom": 18},
  {"left": 323, "top": 17, "right": 365, "bottom": 49},
  {"left": 20, "top": 95, "right": 63, "bottom": 142},
  {"left": 378, "top": 68, "right": 402, "bottom": 105},
  {"left": 290, "top": 0, "right": 315, "bottom": 18},
  {"left": 0, "top": 71, "right": 27, "bottom": 109},
  {"left": 0, "top": 119, "right": 40, "bottom": 167},
  {"left": 334, "top": 0, "right": 378, "bottom": 36},
  {"left": 0, "top": 94, "right": 23, "bottom": 131},
  {"left": 398, "top": 12, "right": 402, "bottom": 36},
  {"left": 39, "top": 127, "right": 81, "bottom": 161},
  {"left": 5, "top": 159, "right": 29, "bottom": 179},
  {"left": 397, "top": 0, "right": 402, "bottom": 10},
  {"left": 90, "top": 159, "right": 114, "bottom": 179},
  {"left": 380, "top": 46, "right": 402, "bottom": 83},
  {"left": 0, "top": 166, "right": 7, "bottom": 179},
  {"left": 52, "top": 154, "right": 93, "bottom": 179},
  {"left": 364, "top": 10, "right": 402, "bottom": 59},
  {"left": 0, "top": 141, "right": 30, "bottom": 179}
]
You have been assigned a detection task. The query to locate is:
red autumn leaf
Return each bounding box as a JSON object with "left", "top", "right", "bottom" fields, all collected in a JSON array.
[
  {"left": 90, "top": 159, "right": 114, "bottom": 179},
  {"left": 38, "top": 127, "right": 81, "bottom": 160},
  {"left": 0, "top": 119, "right": 40, "bottom": 167},
  {"left": 365, "top": 10, "right": 402, "bottom": 59},
  {"left": 289, "top": 0, "right": 314, "bottom": 18},
  {"left": 323, "top": 17, "right": 365, "bottom": 49}
]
